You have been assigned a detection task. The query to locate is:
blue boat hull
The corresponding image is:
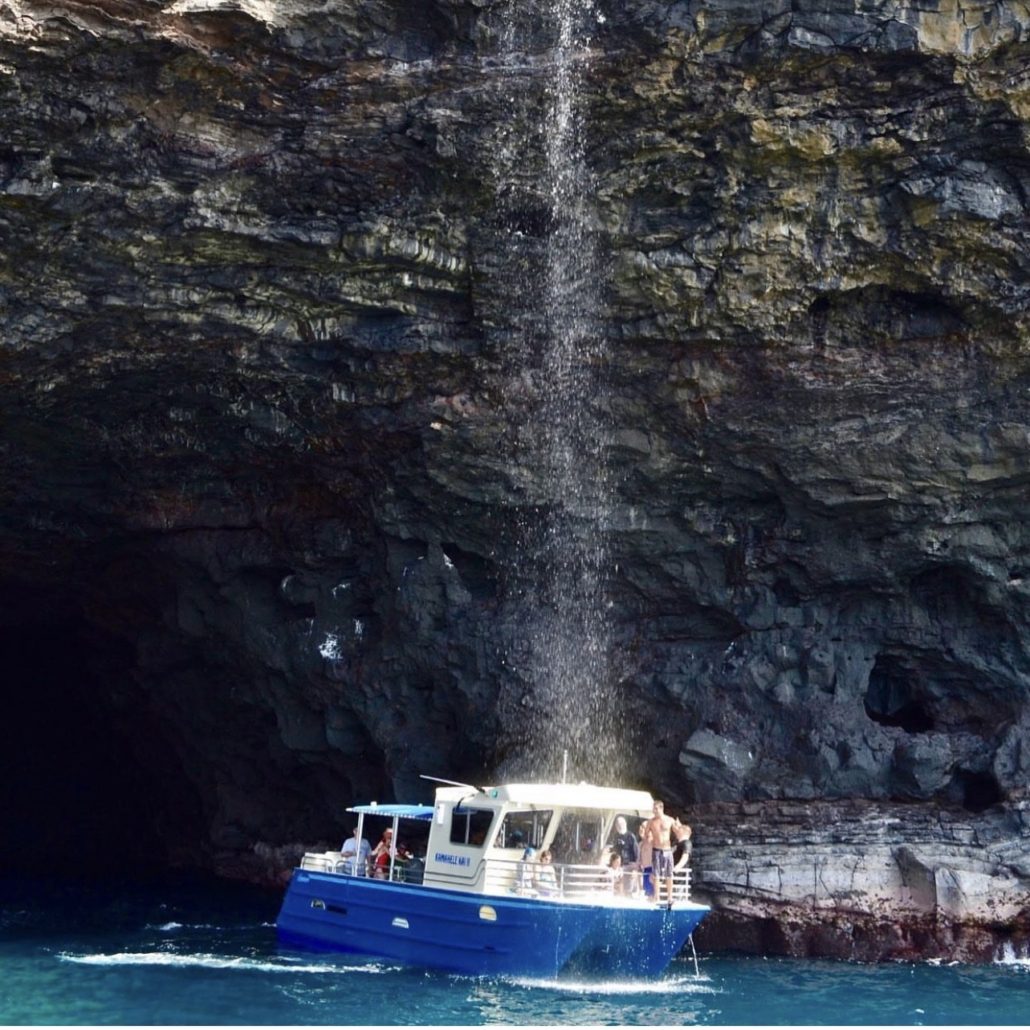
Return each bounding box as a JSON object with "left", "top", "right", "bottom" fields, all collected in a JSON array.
[{"left": 276, "top": 869, "right": 708, "bottom": 978}]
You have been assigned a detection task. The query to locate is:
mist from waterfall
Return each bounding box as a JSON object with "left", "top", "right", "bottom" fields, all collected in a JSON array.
[{"left": 501, "top": 1, "right": 619, "bottom": 782}]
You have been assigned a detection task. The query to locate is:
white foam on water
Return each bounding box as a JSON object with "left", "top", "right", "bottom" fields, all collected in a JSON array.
[
  {"left": 57, "top": 951, "right": 397, "bottom": 975},
  {"left": 146, "top": 921, "right": 266, "bottom": 932},
  {"left": 490, "top": 973, "right": 717, "bottom": 996}
]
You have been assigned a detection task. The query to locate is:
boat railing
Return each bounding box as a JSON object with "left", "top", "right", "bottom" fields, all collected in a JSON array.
[
  {"left": 670, "top": 868, "right": 693, "bottom": 900},
  {"left": 300, "top": 848, "right": 358, "bottom": 873},
  {"left": 482, "top": 857, "right": 693, "bottom": 902},
  {"left": 298, "top": 851, "right": 426, "bottom": 884},
  {"left": 298, "top": 851, "right": 690, "bottom": 900}
]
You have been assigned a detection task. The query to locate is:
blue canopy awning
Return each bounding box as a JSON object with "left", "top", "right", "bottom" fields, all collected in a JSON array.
[{"left": 347, "top": 804, "right": 435, "bottom": 821}]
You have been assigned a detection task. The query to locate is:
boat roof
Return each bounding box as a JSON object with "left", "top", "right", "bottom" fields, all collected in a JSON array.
[
  {"left": 347, "top": 804, "right": 435, "bottom": 821},
  {"left": 432, "top": 781, "right": 656, "bottom": 814}
]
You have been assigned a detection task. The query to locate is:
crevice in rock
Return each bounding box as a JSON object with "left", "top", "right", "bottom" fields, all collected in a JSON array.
[
  {"left": 440, "top": 541, "right": 498, "bottom": 602},
  {"left": 809, "top": 285, "right": 967, "bottom": 347}
]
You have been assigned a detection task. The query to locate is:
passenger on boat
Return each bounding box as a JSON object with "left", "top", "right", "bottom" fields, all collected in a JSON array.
[
  {"left": 605, "top": 852, "right": 624, "bottom": 894},
  {"left": 391, "top": 841, "right": 414, "bottom": 880},
  {"left": 610, "top": 816, "right": 640, "bottom": 894},
  {"left": 341, "top": 826, "right": 372, "bottom": 875},
  {"left": 672, "top": 819, "right": 693, "bottom": 874},
  {"left": 403, "top": 849, "right": 426, "bottom": 885},
  {"left": 646, "top": 800, "right": 676, "bottom": 905},
  {"left": 516, "top": 846, "right": 538, "bottom": 896},
  {"left": 535, "top": 849, "right": 559, "bottom": 897},
  {"left": 370, "top": 828, "right": 395, "bottom": 879},
  {"left": 638, "top": 820, "right": 654, "bottom": 897}
]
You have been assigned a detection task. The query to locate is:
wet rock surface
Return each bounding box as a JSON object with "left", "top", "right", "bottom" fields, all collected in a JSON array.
[{"left": 1, "top": 0, "right": 1029, "bottom": 958}]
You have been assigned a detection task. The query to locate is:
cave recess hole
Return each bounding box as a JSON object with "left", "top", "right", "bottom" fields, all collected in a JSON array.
[
  {"left": 950, "top": 769, "right": 1004, "bottom": 813},
  {"left": 0, "top": 608, "right": 196, "bottom": 878},
  {"left": 864, "top": 654, "right": 935, "bottom": 734}
]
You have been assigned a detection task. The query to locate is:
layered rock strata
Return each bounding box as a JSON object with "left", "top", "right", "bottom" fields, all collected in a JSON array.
[
  {"left": 1, "top": 0, "right": 1030, "bottom": 958},
  {"left": 692, "top": 798, "right": 1030, "bottom": 962}
]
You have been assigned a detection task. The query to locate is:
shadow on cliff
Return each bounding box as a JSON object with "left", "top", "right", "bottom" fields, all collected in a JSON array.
[{"left": 0, "top": 605, "right": 202, "bottom": 879}]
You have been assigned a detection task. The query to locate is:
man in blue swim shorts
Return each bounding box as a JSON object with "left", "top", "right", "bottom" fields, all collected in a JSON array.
[{"left": 645, "top": 799, "right": 676, "bottom": 905}]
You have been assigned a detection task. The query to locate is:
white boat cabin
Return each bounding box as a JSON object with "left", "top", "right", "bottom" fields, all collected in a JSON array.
[{"left": 300, "top": 781, "right": 694, "bottom": 905}]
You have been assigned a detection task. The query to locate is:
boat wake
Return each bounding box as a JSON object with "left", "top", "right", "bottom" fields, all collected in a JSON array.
[{"left": 57, "top": 951, "right": 398, "bottom": 975}]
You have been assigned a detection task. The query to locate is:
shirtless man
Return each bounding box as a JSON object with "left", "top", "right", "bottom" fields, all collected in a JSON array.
[{"left": 646, "top": 799, "right": 676, "bottom": 905}]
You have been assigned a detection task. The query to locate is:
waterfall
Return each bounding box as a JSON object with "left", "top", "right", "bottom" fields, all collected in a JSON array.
[
  {"left": 997, "top": 940, "right": 1030, "bottom": 966},
  {"left": 520, "top": 0, "right": 619, "bottom": 780}
]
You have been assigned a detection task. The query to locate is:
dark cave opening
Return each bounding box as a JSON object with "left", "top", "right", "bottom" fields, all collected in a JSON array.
[
  {"left": 950, "top": 769, "right": 1005, "bottom": 813},
  {"left": 0, "top": 605, "right": 198, "bottom": 878},
  {"left": 864, "top": 654, "right": 935, "bottom": 733}
]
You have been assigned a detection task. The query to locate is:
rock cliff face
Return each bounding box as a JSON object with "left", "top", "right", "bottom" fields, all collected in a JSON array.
[{"left": 1, "top": 0, "right": 1029, "bottom": 961}]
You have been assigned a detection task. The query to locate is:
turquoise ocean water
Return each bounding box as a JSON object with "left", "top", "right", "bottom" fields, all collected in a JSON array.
[{"left": 2, "top": 877, "right": 1028, "bottom": 1025}]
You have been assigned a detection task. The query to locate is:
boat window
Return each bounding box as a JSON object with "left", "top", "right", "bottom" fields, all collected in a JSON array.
[
  {"left": 449, "top": 808, "right": 495, "bottom": 847},
  {"left": 496, "top": 810, "right": 553, "bottom": 850},
  {"left": 550, "top": 809, "right": 605, "bottom": 864}
]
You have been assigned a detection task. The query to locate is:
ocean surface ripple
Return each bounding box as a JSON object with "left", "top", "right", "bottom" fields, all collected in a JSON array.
[{"left": 1, "top": 878, "right": 1028, "bottom": 1025}]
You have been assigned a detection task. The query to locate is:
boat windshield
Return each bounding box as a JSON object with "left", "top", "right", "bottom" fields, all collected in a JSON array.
[
  {"left": 496, "top": 809, "right": 554, "bottom": 850},
  {"left": 549, "top": 808, "right": 606, "bottom": 864}
]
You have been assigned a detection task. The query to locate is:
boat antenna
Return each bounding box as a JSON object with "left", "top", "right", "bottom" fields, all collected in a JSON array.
[
  {"left": 420, "top": 774, "right": 484, "bottom": 793},
  {"left": 562, "top": 750, "right": 568, "bottom": 784}
]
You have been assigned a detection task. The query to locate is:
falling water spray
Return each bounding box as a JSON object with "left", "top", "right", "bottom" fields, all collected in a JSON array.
[{"left": 524, "top": 0, "right": 619, "bottom": 781}]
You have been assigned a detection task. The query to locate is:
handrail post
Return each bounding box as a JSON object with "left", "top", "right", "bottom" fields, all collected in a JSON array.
[
  {"left": 388, "top": 815, "right": 399, "bottom": 881},
  {"left": 353, "top": 813, "right": 365, "bottom": 876}
]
